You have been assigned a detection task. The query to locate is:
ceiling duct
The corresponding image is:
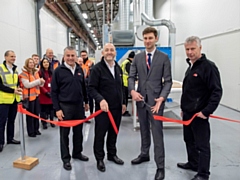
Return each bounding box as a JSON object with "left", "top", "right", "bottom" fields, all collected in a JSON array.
[
  {"left": 112, "top": 0, "right": 134, "bottom": 46},
  {"left": 145, "top": 0, "right": 153, "bottom": 19},
  {"left": 119, "top": 0, "right": 130, "bottom": 30},
  {"left": 112, "top": 30, "right": 135, "bottom": 46},
  {"left": 69, "top": 2, "right": 97, "bottom": 47}
]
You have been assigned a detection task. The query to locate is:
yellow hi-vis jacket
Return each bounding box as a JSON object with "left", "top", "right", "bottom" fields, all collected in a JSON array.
[
  {"left": 120, "top": 59, "right": 131, "bottom": 87},
  {"left": 0, "top": 63, "right": 20, "bottom": 104}
]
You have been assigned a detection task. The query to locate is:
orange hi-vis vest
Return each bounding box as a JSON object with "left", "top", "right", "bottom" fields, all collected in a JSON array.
[
  {"left": 19, "top": 71, "right": 41, "bottom": 101},
  {"left": 53, "top": 61, "right": 59, "bottom": 70},
  {"left": 84, "top": 59, "right": 92, "bottom": 77},
  {"left": 81, "top": 64, "right": 89, "bottom": 78}
]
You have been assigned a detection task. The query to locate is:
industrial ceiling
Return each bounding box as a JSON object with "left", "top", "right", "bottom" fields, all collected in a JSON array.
[{"left": 45, "top": 0, "right": 119, "bottom": 51}]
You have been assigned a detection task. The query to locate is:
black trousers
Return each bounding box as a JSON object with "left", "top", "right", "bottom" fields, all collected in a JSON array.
[
  {"left": 94, "top": 108, "right": 122, "bottom": 160},
  {"left": 88, "top": 94, "right": 94, "bottom": 114},
  {"left": 40, "top": 104, "right": 54, "bottom": 125},
  {"left": 183, "top": 112, "right": 211, "bottom": 178},
  {"left": 124, "top": 86, "right": 129, "bottom": 108},
  {"left": 0, "top": 101, "right": 18, "bottom": 145},
  {"left": 26, "top": 98, "right": 40, "bottom": 136},
  {"left": 59, "top": 102, "right": 84, "bottom": 163}
]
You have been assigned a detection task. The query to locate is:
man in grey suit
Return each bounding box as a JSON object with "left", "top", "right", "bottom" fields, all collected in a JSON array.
[{"left": 128, "top": 27, "right": 172, "bottom": 180}]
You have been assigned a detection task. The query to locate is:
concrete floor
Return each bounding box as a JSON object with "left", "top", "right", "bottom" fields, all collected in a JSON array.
[{"left": 0, "top": 103, "right": 239, "bottom": 180}]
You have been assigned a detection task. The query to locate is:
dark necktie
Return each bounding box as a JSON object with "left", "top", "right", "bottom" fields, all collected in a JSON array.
[{"left": 147, "top": 53, "right": 152, "bottom": 73}]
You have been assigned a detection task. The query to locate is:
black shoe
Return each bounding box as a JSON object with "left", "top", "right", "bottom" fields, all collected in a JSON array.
[
  {"left": 63, "top": 162, "right": 72, "bottom": 171},
  {"left": 97, "top": 160, "right": 105, "bottom": 172},
  {"left": 29, "top": 134, "right": 36, "bottom": 137},
  {"left": 155, "top": 168, "right": 165, "bottom": 180},
  {"left": 107, "top": 155, "right": 124, "bottom": 165},
  {"left": 191, "top": 175, "right": 209, "bottom": 180},
  {"left": 7, "top": 139, "right": 21, "bottom": 144},
  {"left": 0, "top": 144, "right": 3, "bottom": 152},
  {"left": 131, "top": 156, "right": 150, "bottom": 165},
  {"left": 50, "top": 123, "right": 55, "bottom": 127},
  {"left": 73, "top": 154, "right": 89, "bottom": 161},
  {"left": 177, "top": 162, "right": 197, "bottom": 172},
  {"left": 122, "top": 111, "right": 131, "bottom": 117},
  {"left": 36, "top": 131, "right": 41, "bottom": 135},
  {"left": 43, "top": 124, "right": 48, "bottom": 129}
]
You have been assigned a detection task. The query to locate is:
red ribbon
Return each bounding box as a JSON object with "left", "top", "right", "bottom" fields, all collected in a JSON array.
[
  {"left": 153, "top": 113, "right": 240, "bottom": 125},
  {"left": 17, "top": 104, "right": 119, "bottom": 134}
]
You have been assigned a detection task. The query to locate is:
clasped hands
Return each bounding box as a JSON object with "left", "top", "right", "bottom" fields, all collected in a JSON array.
[{"left": 14, "top": 87, "right": 23, "bottom": 95}]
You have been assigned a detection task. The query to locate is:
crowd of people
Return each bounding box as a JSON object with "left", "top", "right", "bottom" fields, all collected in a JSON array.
[{"left": 0, "top": 26, "right": 222, "bottom": 180}]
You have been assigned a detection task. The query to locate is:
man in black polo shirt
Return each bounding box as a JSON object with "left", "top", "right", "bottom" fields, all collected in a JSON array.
[{"left": 51, "top": 46, "right": 89, "bottom": 171}]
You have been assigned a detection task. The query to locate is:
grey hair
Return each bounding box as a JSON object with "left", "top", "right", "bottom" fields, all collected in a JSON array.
[
  {"left": 64, "top": 46, "right": 76, "bottom": 54},
  {"left": 185, "top": 36, "right": 201, "bottom": 47}
]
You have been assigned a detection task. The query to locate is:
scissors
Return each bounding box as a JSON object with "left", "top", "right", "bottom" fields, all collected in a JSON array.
[{"left": 142, "top": 98, "right": 152, "bottom": 108}]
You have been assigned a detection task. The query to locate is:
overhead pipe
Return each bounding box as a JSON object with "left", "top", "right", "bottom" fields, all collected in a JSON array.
[
  {"left": 145, "top": 0, "right": 153, "bottom": 18},
  {"left": 119, "top": 0, "right": 130, "bottom": 30},
  {"left": 69, "top": 2, "right": 97, "bottom": 47},
  {"left": 45, "top": 1, "right": 95, "bottom": 50},
  {"left": 141, "top": 12, "right": 176, "bottom": 78},
  {"left": 133, "top": 0, "right": 145, "bottom": 28}
]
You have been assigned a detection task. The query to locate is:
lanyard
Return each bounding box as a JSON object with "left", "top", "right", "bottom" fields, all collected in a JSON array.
[{"left": 146, "top": 55, "right": 150, "bottom": 69}]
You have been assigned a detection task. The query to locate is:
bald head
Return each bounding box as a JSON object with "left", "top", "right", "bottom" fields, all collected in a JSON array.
[
  {"left": 77, "top": 57, "right": 83, "bottom": 66},
  {"left": 46, "top": 48, "right": 54, "bottom": 60},
  {"left": 102, "top": 43, "right": 116, "bottom": 62}
]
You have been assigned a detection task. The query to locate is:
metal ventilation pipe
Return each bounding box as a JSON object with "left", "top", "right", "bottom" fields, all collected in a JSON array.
[
  {"left": 133, "top": 0, "right": 145, "bottom": 27},
  {"left": 69, "top": 2, "right": 97, "bottom": 47},
  {"left": 119, "top": 0, "right": 130, "bottom": 30},
  {"left": 145, "top": 0, "right": 153, "bottom": 18}
]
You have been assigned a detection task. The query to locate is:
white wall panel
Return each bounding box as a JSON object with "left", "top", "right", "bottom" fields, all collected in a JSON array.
[
  {"left": 0, "top": 0, "right": 36, "bottom": 69},
  {"left": 155, "top": 0, "right": 240, "bottom": 110},
  {"left": 40, "top": 7, "right": 67, "bottom": 60},
  {"left": 155, "top": 0, "right": 240, "bottom": 43}
]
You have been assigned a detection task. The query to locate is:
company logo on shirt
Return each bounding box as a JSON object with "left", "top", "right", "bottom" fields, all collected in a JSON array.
[{"left": 193, "top": 73, "right": 198, "bottom": 77}]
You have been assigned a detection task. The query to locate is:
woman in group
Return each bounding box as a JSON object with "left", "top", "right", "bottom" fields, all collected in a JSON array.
[
  {"left": 19, "top": 58, "right": 45, "bottom": 137},
  {"left": 38, "top": 58, "right": 55, "bottom": 129}
]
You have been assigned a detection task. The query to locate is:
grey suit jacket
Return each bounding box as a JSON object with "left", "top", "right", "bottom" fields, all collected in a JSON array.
[{"left": 128, "top": 49, "right": 172, "bottom": 109}]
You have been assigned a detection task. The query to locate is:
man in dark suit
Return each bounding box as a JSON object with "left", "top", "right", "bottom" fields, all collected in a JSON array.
[
  {"left": 88, "top": 43, "right": 126, "bottom": 172},
  {"left": 128, "top": 27, "right": 172, "bottom": 180}
]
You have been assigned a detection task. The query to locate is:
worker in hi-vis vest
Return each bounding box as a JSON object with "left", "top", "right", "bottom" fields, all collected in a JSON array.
[
  {"left": 0, "top": 50, "right": 22, "bottom": 153},
  {"left": 120, "top": 51, "right": 135, "bottom": 116}
]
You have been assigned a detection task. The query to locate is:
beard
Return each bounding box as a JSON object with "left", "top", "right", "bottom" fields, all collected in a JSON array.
[{"left": 83, "top": 57, "right": 88, "bottom": 63}]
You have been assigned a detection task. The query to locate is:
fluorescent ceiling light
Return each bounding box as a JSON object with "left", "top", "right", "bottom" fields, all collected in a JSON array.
[
  {"left": 90, "top": 30, "right": 94, "bottom": 33},
  {"left": 87, "top": 23, "right": 91, "bottom": 27},
  {"left": 97, "top": 2, "right": 103, "bottom": 7},
  {"left": 76, "top": 0, "right": 81, "bottom": 5},
  {"left": 92, "top": 34, "right": 95, "bottom": 37},
  {"left": 82, "top": 13, "right": 88, "bottom": 19}
]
